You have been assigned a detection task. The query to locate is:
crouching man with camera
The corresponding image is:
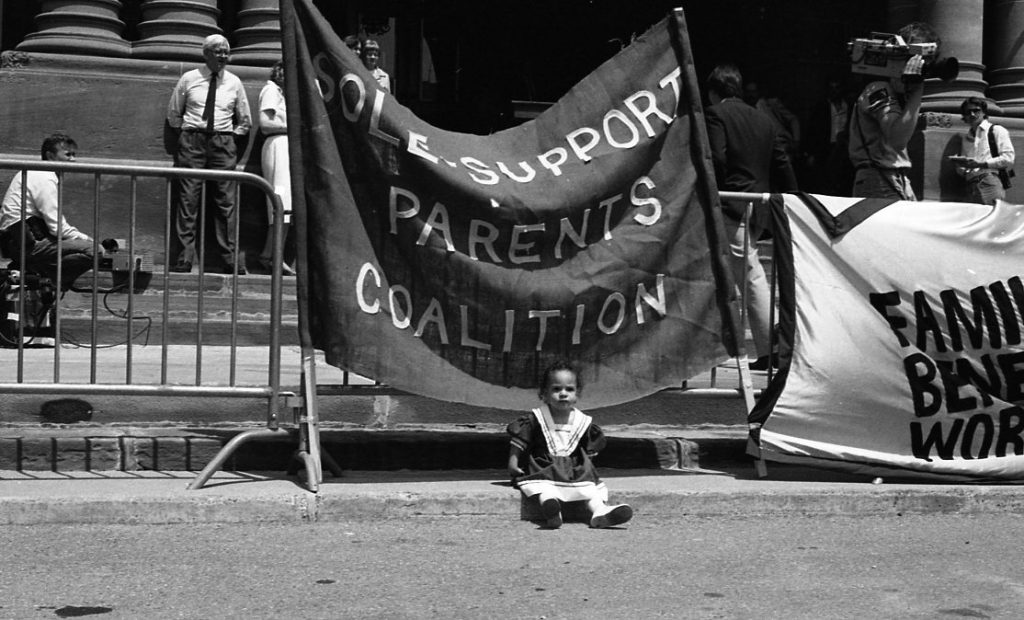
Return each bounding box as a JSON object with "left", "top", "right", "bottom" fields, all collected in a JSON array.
[
  {"left": 848, "top": 22, "right": 942, "bottom": 200},
  {"left": 0, "top": 133, "right": 96, "bottom": 291}
]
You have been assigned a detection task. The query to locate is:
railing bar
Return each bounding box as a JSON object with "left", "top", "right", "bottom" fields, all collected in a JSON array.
[
  {"left": 0, "top": 159, "right": 280, "bottom": 190},
  {"left": 90, "top": 173, "right": 101, "bottom": 382},
  {"left": 195, "top": 183, "right": 205, "bottom": 386},
  {"left": 0, "top": 382, "right": 278, "bottom": 397},
  {"left": 15, "top": 169, "right": 27, "bottom": 378},
  {"left": 53, "top": 170, "right": 63, "bottom": 382},
  {"left": 228, "top": 185, "right": 240, "bottom": 387},
  {"left": 161, "top": 179, "right": 172, "bottom": 384},
  {"left": 767, "top": 239, "right": 778, "bottom": 383},
  {"left": 719, "top": 191, "right": 771, "bottom": 203},
  {"left": 737, "top": 201, "right": 751, "bottom": 390},
  {"left": 267, "top": 191, "right": 285, "bottom": 426},
  {"left": 126, "top": 176, "right": 138, "bottom": 384}
]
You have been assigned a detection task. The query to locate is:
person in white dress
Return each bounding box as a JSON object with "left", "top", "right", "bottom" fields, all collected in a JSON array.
[{"left": 257, "top": 61, "right": 295, "bottom": 275}]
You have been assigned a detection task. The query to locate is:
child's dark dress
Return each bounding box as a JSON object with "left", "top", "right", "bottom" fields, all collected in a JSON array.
[{"left": 507, "top": 405, "right": 609, "bottom": 503}]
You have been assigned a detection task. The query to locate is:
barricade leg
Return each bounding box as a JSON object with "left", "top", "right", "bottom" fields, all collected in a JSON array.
[
  {"left": 187, "top": 427, "right": 293, "bottom": 490},
  {"left": 188, "top": 350, "right": 337, "bottom": 492}
]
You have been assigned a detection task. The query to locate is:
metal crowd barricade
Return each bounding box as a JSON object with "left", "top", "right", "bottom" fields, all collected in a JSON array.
[{"left": 0, "top": 158, "right": 328, "bottom": 491}]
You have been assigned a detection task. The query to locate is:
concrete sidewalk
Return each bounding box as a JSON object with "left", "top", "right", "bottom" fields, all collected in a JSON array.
[{"left": 3, "top": 464, "right": 1024, "bottom": 526}]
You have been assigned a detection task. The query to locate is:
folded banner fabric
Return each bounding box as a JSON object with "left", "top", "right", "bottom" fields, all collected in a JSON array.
[
  {"left": 754, "top": 193, "right": 1024, "bottom": 481},
  {"left": 280, "top": 1, "right": 740, "bottom": 409}
]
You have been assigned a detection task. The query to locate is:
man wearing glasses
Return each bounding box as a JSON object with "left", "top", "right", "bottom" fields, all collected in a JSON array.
[
  {"left": 950, "top": 97, "right": 1015, "bottom": 206},
  {"left": 166, "top": 34, "right": 252, "bottom": 274}
]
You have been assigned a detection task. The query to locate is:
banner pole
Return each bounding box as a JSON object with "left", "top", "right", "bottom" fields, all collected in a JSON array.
[{"left": 297, "top": 346, "right": 325, "bottom": 490}]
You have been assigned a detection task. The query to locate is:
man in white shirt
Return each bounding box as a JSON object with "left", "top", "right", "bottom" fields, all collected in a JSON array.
[
  {"left": 951, "top": 96, "right": 1016, "bottom": 206},
  {"left": 0, "top": 133, "right": 95, "bottom": 290},
  {"left": 166, "top": 34, "right": 252, "bottom": 274}
]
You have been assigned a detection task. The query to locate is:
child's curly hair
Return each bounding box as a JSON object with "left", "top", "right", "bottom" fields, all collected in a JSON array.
[{"left": 538, "top": 359, "right": 583, "bottom": 397}]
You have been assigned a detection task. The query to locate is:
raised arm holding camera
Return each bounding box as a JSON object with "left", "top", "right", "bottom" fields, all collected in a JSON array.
[{"left": 848, "top": 22, "right": 952, "bottom": 200}]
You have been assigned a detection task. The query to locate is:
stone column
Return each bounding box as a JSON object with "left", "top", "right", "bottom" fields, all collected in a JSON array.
[
  {"left": 15, "top": 0, "right": 130, "bottom": 58},
  {"left": 917, "top": 0, "right": 986, "bottom": 113},
  {"left": 986, "top": 0, "right": 1024, "bottom": 117},
  {"left": 230, "top": 0, "right": 282, "bottom": 66},
  {"left": 132, "top": 0, "right": 221, "bottom": 62}
]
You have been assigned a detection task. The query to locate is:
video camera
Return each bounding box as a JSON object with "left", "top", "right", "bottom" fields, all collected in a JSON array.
[
  {"left": 97, "top": 238, "right": 154, "bottom": 273},
  {"left": 848, "top": 33, "right": 958, "bottom": 82}
]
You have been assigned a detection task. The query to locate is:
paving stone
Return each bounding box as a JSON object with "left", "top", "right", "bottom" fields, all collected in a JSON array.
[
  {"left": 20, "top": 437, "right": 54, "bottom": 471},
  {"left": 0, "top": 438, "right": 19, "bottom": 470},
  {"left": 86, "top": 437, "right": 123, "bottom": 471}
]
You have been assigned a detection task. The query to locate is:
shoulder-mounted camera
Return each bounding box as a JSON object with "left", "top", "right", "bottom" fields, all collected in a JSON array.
[{"left": 848, "top": 33, "right": 958, "bottom": 82}]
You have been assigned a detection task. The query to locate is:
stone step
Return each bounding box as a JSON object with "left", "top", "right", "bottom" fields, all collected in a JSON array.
[
  {"left": 78, "top": 269, "right": 298, "bottom": 299},
  {"left": 17, "top": 270, "right": 301, "bottom": 346},
  {"left": 53, "top": 316, "right": 300, "bottom": 346}
]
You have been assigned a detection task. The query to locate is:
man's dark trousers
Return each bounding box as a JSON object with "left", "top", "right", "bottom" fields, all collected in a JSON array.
[{"left": 173, "top": 130, "right": 240, "bottom": 269}]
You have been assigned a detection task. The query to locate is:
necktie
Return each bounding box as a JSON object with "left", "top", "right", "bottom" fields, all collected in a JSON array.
[{"left": 202, "top": 71, "right": 218, "bottom": 132}]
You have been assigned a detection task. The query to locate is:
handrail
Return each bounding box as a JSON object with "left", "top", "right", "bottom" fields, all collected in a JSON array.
[
  {"left": 719, "top": 191, "right": 772, "bottom": 203},
  {"left": 0, "top": 158, "right": 278, "bottom": 189}
]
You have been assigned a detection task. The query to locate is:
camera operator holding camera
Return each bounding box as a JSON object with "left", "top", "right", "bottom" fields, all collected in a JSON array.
[{"left": 848, "top": 22, "right": 941, "bottom": 200}]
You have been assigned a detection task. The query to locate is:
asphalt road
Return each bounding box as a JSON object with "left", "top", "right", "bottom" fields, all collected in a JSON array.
[{"left": 2, "top": 514, "right": 1022, "bottom": 619}]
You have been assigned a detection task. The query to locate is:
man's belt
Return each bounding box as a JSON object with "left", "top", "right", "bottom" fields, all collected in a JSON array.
[
  {"left": 967, "top": 171, "right": 998, "bottom": 183},
  {"left": 182, "top": 128, "right": 235, "bottom": 136},
  {"left": 854, "top": 163, "right": 907, "bottom": 173}
]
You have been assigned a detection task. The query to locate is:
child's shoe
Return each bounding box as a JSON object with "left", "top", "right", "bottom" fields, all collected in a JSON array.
[
  {"left": 590, "top": 503, "right": 633, "bottom": 529},
  {"left": 540, "top": 498, "right": 563, "bottom": 529}
]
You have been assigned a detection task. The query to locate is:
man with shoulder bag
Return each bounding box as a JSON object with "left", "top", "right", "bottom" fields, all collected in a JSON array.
[{"left": 951, "top": 96, "right": 1016, "bottom": 206}]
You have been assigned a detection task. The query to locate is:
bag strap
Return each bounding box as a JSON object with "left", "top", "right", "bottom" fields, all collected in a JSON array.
[
  {"left": 988, "top": 125, "right": 999, "bottom": 160},
  {"left": 987, "top": 125, "right": 1014, "bottom": 183},
  {"left": 854, "top": 110, "right": 906, "bottom": 198}
]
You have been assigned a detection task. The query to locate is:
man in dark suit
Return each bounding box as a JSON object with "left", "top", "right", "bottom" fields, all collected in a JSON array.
[{"left": 705, "top": 63, "right": 797, "bottom": 370}]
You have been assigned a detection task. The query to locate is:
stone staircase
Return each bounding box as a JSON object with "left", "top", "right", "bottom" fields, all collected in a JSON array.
[{"left": 52, "top": 269, "right": 300, "bottom": 347}]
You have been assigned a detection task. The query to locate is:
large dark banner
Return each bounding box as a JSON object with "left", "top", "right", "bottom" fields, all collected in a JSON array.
[{"left": 281, "top": 0, "right": 740, "bottom": 408}]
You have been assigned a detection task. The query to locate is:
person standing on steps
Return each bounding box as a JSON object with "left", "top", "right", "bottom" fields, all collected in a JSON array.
[
  {"left": 257, "top": 60, "right": 295, "bottom": 276},
  {"left": 705, "top": 63, "right": 797, "bottom": 371},
  {"left": 166, "top": 33, "right": 252, "bottom": 275}
]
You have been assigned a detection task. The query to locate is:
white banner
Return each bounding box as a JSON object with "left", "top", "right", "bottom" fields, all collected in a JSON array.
[{"left": 755, "top": 194, "right": 1024, "bottom": 481}]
